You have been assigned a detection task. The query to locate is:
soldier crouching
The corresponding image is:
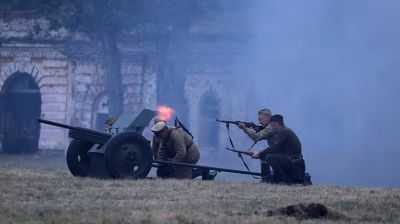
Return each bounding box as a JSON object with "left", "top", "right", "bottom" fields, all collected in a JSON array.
[{"left": 151, "top": 121, "right": 200, "bottom": 179}]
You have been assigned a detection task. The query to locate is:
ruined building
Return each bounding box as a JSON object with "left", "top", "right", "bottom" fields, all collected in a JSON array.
[{"left": 0, "top": 9, "right": 253, "bottom": 155}]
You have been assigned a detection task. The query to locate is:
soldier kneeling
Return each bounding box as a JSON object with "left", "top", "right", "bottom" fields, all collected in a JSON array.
[
  {"left": 151, "top": 122, "right": 200, "bottom": 179},
  {"left": 251, "top": 115, "right": 311, "bottom": 185}
]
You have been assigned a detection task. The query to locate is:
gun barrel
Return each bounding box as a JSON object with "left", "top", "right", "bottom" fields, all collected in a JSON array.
[
  {"left": 38, "top": 118, "right": 74, "bottom": 129},
  {"left": 38, "top": 118, "right": 111, "bottom": 138},
  {"left": 216, "top": 119, "right": 237, "bottom": 124}
]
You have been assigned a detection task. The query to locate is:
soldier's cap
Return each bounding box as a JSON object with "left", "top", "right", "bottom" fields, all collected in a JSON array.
[
  {"left": 151, "top": 121, "right": 167, "bottom": 133},
  {"left": 269, "top": 114, "right": 284, "bottom": 125},
  {"left": 258, "top": 108, "right": 272, "bottom": 117}
]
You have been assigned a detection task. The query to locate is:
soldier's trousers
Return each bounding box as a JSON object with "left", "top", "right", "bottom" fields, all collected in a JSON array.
[
  {"left": 174, "top": 156, "right": 199, "bottom": 179},
  {"left": 262, "top": 153, "right": 292, "bottom": 182}
]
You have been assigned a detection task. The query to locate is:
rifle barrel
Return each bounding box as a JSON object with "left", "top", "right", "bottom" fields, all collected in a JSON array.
[{"left": 216, "top": 119, "right": 237, "bottom": 124}]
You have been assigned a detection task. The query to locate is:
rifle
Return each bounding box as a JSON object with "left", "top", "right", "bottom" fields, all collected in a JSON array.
[
  {"left": 216, "top": 119, "right": 260, "bottom": 129},
  {"left": 175, "top": 116, "right": 194, "bottom": 139},
  {"left": 226, "top": 148, "right": 254, "bottom": 157}
]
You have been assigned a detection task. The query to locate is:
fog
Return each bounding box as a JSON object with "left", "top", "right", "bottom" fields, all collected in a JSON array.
[
  {"left": 208, "top": 0, "right": 400, "bottom": 187},
  {"left": 2, "top": 0, "right": 399, "bottom": 187}
]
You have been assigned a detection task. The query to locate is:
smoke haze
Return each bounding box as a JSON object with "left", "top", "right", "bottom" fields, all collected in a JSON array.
[
  {"left": 213, "top": 0, "right": 400, "bottom": 187},
  {"left": 2, "top": 0, "right": 399, "bottom": 187}
]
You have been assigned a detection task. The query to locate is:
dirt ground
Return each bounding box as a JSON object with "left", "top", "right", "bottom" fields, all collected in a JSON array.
[
  {"left": 0, "top": 150, "right": 67, "bottom": 169},
  {"left": 1, "top": 151, "right": 400, "bottom": 224}
]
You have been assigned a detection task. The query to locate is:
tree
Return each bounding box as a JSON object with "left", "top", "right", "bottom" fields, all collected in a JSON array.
[
  {"left": 5, "top": 0, "right": 216, "bottom": 120},
  {"left": 34, "top": 0, "right": 144, "bottom": 117},
  {"left": 144, "top": 0, "right": 216, "bottom": 123}
]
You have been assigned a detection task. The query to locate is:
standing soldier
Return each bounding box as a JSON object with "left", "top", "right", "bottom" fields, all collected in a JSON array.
[
  {"left": 237, "top": 108, "right": 275, "bottom": 181},
  {"left": 104, "top": 117, "right": 118, "bottom": 133},
  {"left": 151, "top": 121, "right": 200, "bottom": 179}
]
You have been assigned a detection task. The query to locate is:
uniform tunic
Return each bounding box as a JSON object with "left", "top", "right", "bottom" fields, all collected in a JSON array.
[
  {"left": 157, "top": 127, "right": 200, "bottom": 179},
  {"left": 258, "top": 127, "right": 302, "bottom": 158},
  {"left": 243, "top": 124, "right": 275, "bottom": 146}
]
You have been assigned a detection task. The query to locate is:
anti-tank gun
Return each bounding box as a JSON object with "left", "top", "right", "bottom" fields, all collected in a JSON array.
[
  {"left": 39, "top": 109, "right": 156, "bottom": 179},
  {"left": 39, "top": 109, "right": 264, "bottom": 180}
]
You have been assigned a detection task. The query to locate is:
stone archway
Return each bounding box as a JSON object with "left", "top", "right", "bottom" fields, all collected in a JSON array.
[
  {"left": 0, "top": 72, "right": 41, "bottom": 153},
  {"left": 92, "top": 92, "right": 109, "bottom": 131}
]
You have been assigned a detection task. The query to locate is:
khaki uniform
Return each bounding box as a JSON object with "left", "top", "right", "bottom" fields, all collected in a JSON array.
[
  {"left": 157, "top": 127, "right": 200, "bottom": 179},
  {"left": 243, "top": 124, "right": 277, "bottom": 179},
  {"left": 243, "top": 124, "right": 276, "bottom": 145}
]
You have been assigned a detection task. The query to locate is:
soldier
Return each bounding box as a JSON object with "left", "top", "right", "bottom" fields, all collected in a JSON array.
[
  {"left": 251, "top": 114, "right": 304, "bottom": 184},
  {"left": 105, "top": 117, "right": 118, "bottom": 133},
  {"left": 237, "top": 108, "right": 275, "bottom": 181},
  {"left": 151, "top": 121, "right": 200, "bottom": 179}
]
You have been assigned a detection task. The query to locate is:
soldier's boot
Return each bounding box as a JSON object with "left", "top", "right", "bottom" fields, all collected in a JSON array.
[
  {"left": 192, "top": 168, "right": 202, "bottom": 179},
  {"left": 203, "top": 170, "right": 217, "bottom": 180},
  {"left": 192, "top": 168, "right": 218, "bottom": 180}
]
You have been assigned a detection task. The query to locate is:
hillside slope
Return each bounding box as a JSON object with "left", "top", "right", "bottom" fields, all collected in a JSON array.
[{"left": 1, "top": 166, "right": 399, "bottom": 224}]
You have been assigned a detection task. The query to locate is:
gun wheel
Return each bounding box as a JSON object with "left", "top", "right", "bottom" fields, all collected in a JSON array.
[
  {"left": 66, "top": 139, "right": 94, "bottom": 177},
  {"left": 105, "top": 132, "right": 153, "bottom": 179}
]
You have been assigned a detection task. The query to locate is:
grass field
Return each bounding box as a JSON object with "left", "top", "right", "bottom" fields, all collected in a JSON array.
[{"left": 1, "top": 152, "right": 399, "bottom": 224}]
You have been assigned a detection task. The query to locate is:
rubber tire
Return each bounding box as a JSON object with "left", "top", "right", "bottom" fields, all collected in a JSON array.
[
  {"left": 66, "top": 139, "right": 94, "bottom": 177},
  {"left": 104, "top": 132, "right": 152, "bottom": 179}
]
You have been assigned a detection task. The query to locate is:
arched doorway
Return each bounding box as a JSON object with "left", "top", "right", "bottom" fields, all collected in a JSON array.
[
  {"left": 0, "top": 72, "right": 41, "bottom": 153},
  {"left": 199, "top": 93, "right": 220, "bottom": 149},
  {"left": 92, "top": 93, "right": 109, "bottom": 131}
]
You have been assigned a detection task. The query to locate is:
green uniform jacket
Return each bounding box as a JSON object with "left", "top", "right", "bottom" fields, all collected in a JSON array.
[{"left": 259, "top": 127, "right": 302, "bottom": 158}]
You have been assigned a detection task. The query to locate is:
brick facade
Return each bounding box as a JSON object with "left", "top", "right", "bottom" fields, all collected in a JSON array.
[{"left": 0, "top": 12, "right": 252, "bottom": 152}]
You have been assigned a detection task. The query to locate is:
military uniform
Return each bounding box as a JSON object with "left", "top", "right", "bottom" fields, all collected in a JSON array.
[
  {"left": 259, "top": 127, "right": 301, "bottom": 158},
  {"left": 242, "top": 124, "right": 276, "bottom": 179},
  {"left": 157, "top": 127, "right": 200, "bottom": 179},
  {"left": 259, "top": 127, "right": 303, "bottom": 183},
  {"left": 243, "top": 124, "right": 275, "bottom": 144}
]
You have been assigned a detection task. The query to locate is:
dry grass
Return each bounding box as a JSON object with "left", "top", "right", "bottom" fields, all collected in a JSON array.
[{"left": 0, "top": 152, "right": 399, "bottom": 224}]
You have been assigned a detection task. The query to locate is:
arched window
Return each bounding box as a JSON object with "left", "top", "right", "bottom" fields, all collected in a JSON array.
[
  {"left": 92, "top": 93, "right": 109, "bottom": 131},
  {"left": 199, "top": 93, "right": 220, "bottom": 149}
]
